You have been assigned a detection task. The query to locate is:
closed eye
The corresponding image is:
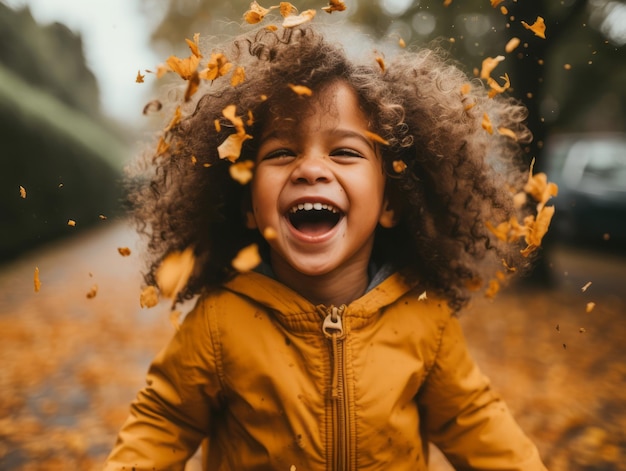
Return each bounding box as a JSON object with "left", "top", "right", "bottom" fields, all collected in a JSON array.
[
  {"left": 329, "top": 148, "right": 364, "bottom": 159},
  {"left": 262, "top": 148, "right": 296, "bottom": 160}
]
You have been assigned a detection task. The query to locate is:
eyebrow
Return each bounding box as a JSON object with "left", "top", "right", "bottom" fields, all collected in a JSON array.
[{"left": 261, "top": 128, "right": 376, "bottom": 151}]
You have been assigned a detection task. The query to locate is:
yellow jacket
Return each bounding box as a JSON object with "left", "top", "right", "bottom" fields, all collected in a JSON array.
[{"left": 105, "top": 271, "right": 547, "bottom": 470}]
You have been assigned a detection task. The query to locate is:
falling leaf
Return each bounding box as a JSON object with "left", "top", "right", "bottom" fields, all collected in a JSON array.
[
  {"left": 155, "top": 248, "right": 195, "bottom": 300},
  {"left": 67, "top": 219, "right": 76, "bottom": 227},
  {"left": 19, "top": 186, "right": 26, "bottom": 198},
  {"left": 34, "top": 267, "right": 41, "bottom": 292},
  {"left": 521, "top": 16, "right": 546, "bottom": 39},
  {"left": 480, "top": 55, "right": 505, "bottom": 80},
  {"left": 218, "top": 133, "right": 253, "bottom": 162},
  {"left": 247, "top": 110, "right": 255, "bottom": 126},
  {"left": 232, "top": 243, "right": 261, "bottom": 272},
  {"left": 117, "top": 247, "right": 131, "bottom": 257},
  {"left": 185, "top": 33, "right": 202, "bottom": 58},
  {"left": 482, "top": 113, "right": 494, "bottom": 134},
  {"left": 392, "top": 160, "right": 407, "bottom": 173},
  {"left": 581, "top": 281, "right": 592, "bottom": 292},
  {"left": 498, "top": 127, "right": 517, "bottom": 140},
  {"left": 322, "top": 0, "right": 346, "bottom": 13},
  {"left": 288, "top": 83, "right": 313, "bottom": 96},
  {"left": 524, "top": 159, "right": 558, "bottom": 210},
  {"left": 521, "top": 205, "right": 555, "bottom": 256},
  {"left": 364, "top": 130, "right": 389, "bottom": 145},
  {"left": 165, "top": 106, "right": 182, "bottom": 132},
  {"left": 139, "top": 285, "right": 159, "bottom": 308},
  {"left": 214, "top": 119, "right": 221, "bottom": 132},
  {"left": 279, "top": 2, "right": 298, "bottom": 17},
  {"left": 375, "top": 56, "right": 385, "bottom": 72},
  {"left": 86, "top": 285, "right": 98, "bottom": 299},
  {"left": 135, "top": 70, "right": 145, "bottom": 83},
  {"left": 99, "top": 214, "right": 107, "bottom": 220},
  {"left": 229, "top": 160, "right": 255, "bottom": 184},
  {"left": 564, "top": 63, "right": 572, "bottom": 70},
  {"left": 282, "top": 9, "right": 316, "bottom": 28},
  {"left": 443, "top": 0, "right": 453, "bottom": 6},
  {"left": 586, "top": 302, "right": 596, "bottom": 313},
  {"left": 166, "top": 54, "right": 201, "bottom": 80},
  {"left": 156, "top": 136, "right": 170, "bottom": 156},
  {"left": 487, "top": 73, "right": 511, "bottom": 98},
  {"left": 505, "top": 37, "right": 521, "bottom": 53},
  {"left": 263, "top": 226, "right": 278, "bottom": 240},
  {"left": 485, "top": 279, "right": 500, "bottom": 298},
  {"left": 184, "top": 71, "right": 200, "bottom": 102},
  {"left": 460, "top": 83, "right": 471, "bottom": 95},
  {"left": 490, "top": 0, "right": 505, "bottom": 6},
  {"left": 222, "top": 104, "right": 246, "bottom": 134},
  {"left": 156, "top": 63, "right": 171, "bottom": 79},
  {"left": 231, "top": 66, "right": 246, "bottom": 87},
  {"left": 418, "top": 291, "right": 428, "bottom": 301},
  {"left": 244, "top": 1, "right": 272, "bottom": 24},
  {"left": 200, "top": 53, "right": 233, "bottom": 81},
  {"left": 398, "top": 38, "right": 406, "bottom": 48}
]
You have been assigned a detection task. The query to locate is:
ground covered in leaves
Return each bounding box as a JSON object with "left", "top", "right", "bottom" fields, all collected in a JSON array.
[{"left": 0, "top": 222, "right": 624, "bottom": 470}]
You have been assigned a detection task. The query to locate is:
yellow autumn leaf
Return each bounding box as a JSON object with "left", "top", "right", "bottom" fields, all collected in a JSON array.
[
  {"left": 244, "top": 1, "right": 273, "bottom": 24},
  {"left": 184, "top": 71, "right": 200, "bottom": 102},
  {"left": 485, "top": 278, "right": 500, "bottom": 298},
  {"left": 322, "top": 0, "right": 347, "bottom": 13},
  {"left": 498, "top": 127, "right": 517, "bottom": 140},
  {"left": 375, "top": 56, "right": 385, "bottom": 72},
  {"left": 117, "top": 247, "right": 131, "bottom": 257},
  {"left": 482, "top": 113, "right": 494, "bottom": 134},
  {"left": 155, "top": 247, "right": 195, "bottom": 300},
  {"left": 229, "top": 160, "right": 255, "bottom": 185},
  {"left": 135, "top": 70, "right": 145, "bottom": 83},
  {"left": 282, "top": 9, "right": 316, "bottom": 28},
  {"left": 232, "top": 243, "right": 261, "bottom": 272},
  {"left": 524, "top": 159, "right": 559, "bottom": 210},
  {"left": 231, "top": 66, "right": 246, "bottom": 87},
  {"left": 288, "top": 83, "right": 313, "bottom": 96},
  {"left": 185, "top": 33, "right": 202, "bottom": 58},
  {"left": 524, "top": 205, "right": 555, "bottom": 248},
  {"left": 521, "top": 16, "right": 546, "bottom": 39},
  {"left": 480, "top": 55, "right": 505, "bottom": 80},
  {"left": 166, "top": 54, "right": 201, "bottom": 80},
  {"left": 218, "top": 133, "right": 253, "bottom": 162},
  {"left": 19, "top": 186, "right": 26, "bottom": 198},
  {"left": 490, "top": 0, "right": 505, "bottom": 7},
  {"left": 393, "top": 160, "right": 407, "bottom": 173},
  {"left": 34, "top": 266, "right": 41, "bottom": 292},
  {"left": 139, "top": 285, "right": 159, "bottom": 308},
  {"left": 505, "top": 37, "right": 521, "bottom": 53},
  {"left": 200, "top": 53, "right": 232, "bottom": 81},
  {"left": 487, "top": 73, "right": 510, "bottom": 98},
  {"left": 86, "top": 284, "right": 98, "bottom": 299}
]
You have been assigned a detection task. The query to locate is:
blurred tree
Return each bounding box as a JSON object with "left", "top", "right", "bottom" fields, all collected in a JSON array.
[{"left": 0, "top": 4, "right": 129, "bottom": 262}]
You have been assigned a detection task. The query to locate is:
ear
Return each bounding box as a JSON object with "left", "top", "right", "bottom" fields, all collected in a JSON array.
[{"left": 378, "top": 196, "right": 398, "bottom": 228}]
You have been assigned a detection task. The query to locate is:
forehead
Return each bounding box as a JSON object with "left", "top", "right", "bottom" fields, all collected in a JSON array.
[{"left": 260, "top": 81, "right": 369, "bottom": 136}]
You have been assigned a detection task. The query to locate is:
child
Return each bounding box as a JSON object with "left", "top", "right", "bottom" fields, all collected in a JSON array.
[{"left": 106, "top": 18, "right": 548, "bottom": 471}]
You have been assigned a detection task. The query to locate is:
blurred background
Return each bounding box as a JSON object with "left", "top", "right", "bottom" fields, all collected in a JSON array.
[{"left": 0, "top": 0, "right": 624, "bottom": 469}]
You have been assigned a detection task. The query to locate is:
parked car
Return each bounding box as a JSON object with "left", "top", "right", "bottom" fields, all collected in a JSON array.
[{"left": 542, "top": 133, "right": 626, "bottom": 247}]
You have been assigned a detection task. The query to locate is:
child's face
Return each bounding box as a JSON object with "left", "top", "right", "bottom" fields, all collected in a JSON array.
[{"left": 249, "top": 81, "right": 395, "bottom": 280}]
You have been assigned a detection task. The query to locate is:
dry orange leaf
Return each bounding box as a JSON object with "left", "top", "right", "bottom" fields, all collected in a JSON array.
[
  {"left": 165, "top": 106, "right": 182, "bottom": 132},
  {"left": 393, "top": 160, "right": 407, "bottom": 173},
  {"left": 364, "top": 130, "right": 389, "bottom": 146},
  {"left": 498, "top": 127, "right": 517, "bottom": 140},
  {"left": 156, "top": 136, "right": 170, "bottom": 156},
  {"left": 482, "top": 113, "right": 494, "bottom": 134},
  {"left": 231, "top": 66, "right": 246, "bottom": 87},
  {"left": 156, "top": 63, "right": 171, "bottom": 79},
  {"left": 155, "top": 247, "right": 195, "bottom": 300},
  {"left": 86, "top": 284, "right": 98, "bottom": 299},
  {"left": 139, "top": 285, "right": 159, "bottom": 308},
  {"left": 524, "top": 158, "right": 558, "bottom": 210},
  {"left": 460, "top": 83, "right": 471, "bottom": 95},
  {"left": 283, "top": 9, "right": 316, "bottom": 28},
  {"left": 229, "top": 160, "right": 255, "bottom": 185},
  {"left": 185, "top": 33, "right": 202, "bottom": 58},
  {"left": 232, "top": 243, "right": 261, "bottom": 272},
  {"left": 490, "top": 0, "right": 505, "bottom": 6},
  {"left": 279, "top": 2, "right": 298, "bottom": 17},
  {"left": 244, "top": 1, "right": 273, "bottom": 24},
  {"left": 117, "top": 247, "right": 131, "bottom": 257},
  {"left": 166, "top": 54, "right": 200, "bottom": 80},
  {"left": 398, "top": 38, "right": 406, "bottom": 48},
  {"left": 523, "top": 205, "right": 555, "bottom": 251},
  {"left": 375, "top": 56, "right": 385, "bottom": 72},
  {"left": 247, "top": 110, "right": 255, "bottom": 126},
  {"left": 135, "top": 70, "right": 145, "bottom": 83},
  {"left": 485, "top": 278, "right": 500, "bottom": 298},
  {"left": 67, "top": 219, "right": 76, "bottom": 227},
  {"left": 480, "top": 55, "right": 505, "bottom": 80},
  {"left": 505, "top": 37, "right": 521, "bottom": 53},
  {"left": 443, "top": 0, "right": 453, "bottom": 6},
  {"left": 184, "top": 71, "right": 200, "bottom": 102},
  {"left": 214, "top": 119, "right": 221, "bottom": 132},
  {"left": 200, "top": 53, "right": 232, "bottom": 81},
  {"left": 586, "top": 302, "right": 596, "bottom": 313},
  {"left": 222, "top": 104, "right": 246, "bottom": 134},
  {"left": 288, "top": 83, "right": 313, "bottom": 96},
  {"left": 487, "top": 73, "right": 510, "bottom": 98},
  {"left": 218, "top": 133, "right": 253, "bottom": 162},
  {"left": 19, "top": 186, "right": 26, "bottom": 198},
  {"left": 34, "top": 266, "right": 41, "bottom": 293},
  {"left": 521, "top": 16, "right": 546, "bottom": 39},
  {"left": 323, "top": 0, "right": 347, "bottom": 13}
]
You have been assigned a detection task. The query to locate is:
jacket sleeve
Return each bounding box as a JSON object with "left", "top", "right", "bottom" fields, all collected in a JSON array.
[
  {"left": 104, "top": 300, "right": 222, "bottom": 471},
  {"left": 418, "top": 316, "right": 547, "bottom": 471}
]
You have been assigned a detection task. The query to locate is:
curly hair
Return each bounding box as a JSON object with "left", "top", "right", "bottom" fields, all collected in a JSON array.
[{"left": 128, "top": 23, "right": 536, "bottom": 311}]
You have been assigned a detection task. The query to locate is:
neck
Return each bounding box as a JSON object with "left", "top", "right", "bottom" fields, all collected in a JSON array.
[{"left": 270, "top": 257, "right": 370, "bottom": 307}]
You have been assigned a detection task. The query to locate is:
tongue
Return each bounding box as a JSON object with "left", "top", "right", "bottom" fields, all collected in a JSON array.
[{"left": 296, "top": 220, "right": 336, "bottom": 236}]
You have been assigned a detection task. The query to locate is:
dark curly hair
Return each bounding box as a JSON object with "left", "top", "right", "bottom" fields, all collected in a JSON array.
[{"left": 128, "top": 23, "right": 536, "bottom": 311}]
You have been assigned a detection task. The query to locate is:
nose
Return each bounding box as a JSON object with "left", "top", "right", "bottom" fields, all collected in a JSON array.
[{"left": 290, "top": 154, "right": 333, "bottom": 184}]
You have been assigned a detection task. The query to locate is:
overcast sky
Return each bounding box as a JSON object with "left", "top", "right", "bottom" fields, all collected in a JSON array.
[{"left": 3, "top": 0, "right": 160, "bottom": 126}]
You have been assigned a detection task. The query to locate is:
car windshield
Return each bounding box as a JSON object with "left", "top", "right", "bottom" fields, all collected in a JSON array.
[{"left": 562, "top": 139, "right": 626, "bottom": 190}]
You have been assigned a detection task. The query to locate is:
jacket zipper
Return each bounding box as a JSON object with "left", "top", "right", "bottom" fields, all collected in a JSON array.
[{"left": 322, "top": 305, "right": 349, "bottom": 471}]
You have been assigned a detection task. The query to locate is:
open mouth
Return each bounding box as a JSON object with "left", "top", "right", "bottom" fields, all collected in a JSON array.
[{"left": 287, "top": 202, "right": 342, "bottom": 236}]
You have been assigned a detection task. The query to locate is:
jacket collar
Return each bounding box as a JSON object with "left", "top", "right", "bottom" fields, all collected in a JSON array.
[{"left": 222, "top": 270, "right": 417, "bottom": 332}]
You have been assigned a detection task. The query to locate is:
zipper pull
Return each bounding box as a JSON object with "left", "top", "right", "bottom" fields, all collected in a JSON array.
[{"left": 322, "top": 305, "right": 344, "bottom": 338}]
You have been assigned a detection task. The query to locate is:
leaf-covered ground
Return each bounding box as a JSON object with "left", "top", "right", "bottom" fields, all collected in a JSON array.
[{"left": 0, "top": 222, "right": 624, "bottom": 470}]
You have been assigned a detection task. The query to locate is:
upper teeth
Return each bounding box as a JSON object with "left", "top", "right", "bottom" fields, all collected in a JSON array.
[{"left": 289, "top": 202, "right": 338, "bottom": 213}]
